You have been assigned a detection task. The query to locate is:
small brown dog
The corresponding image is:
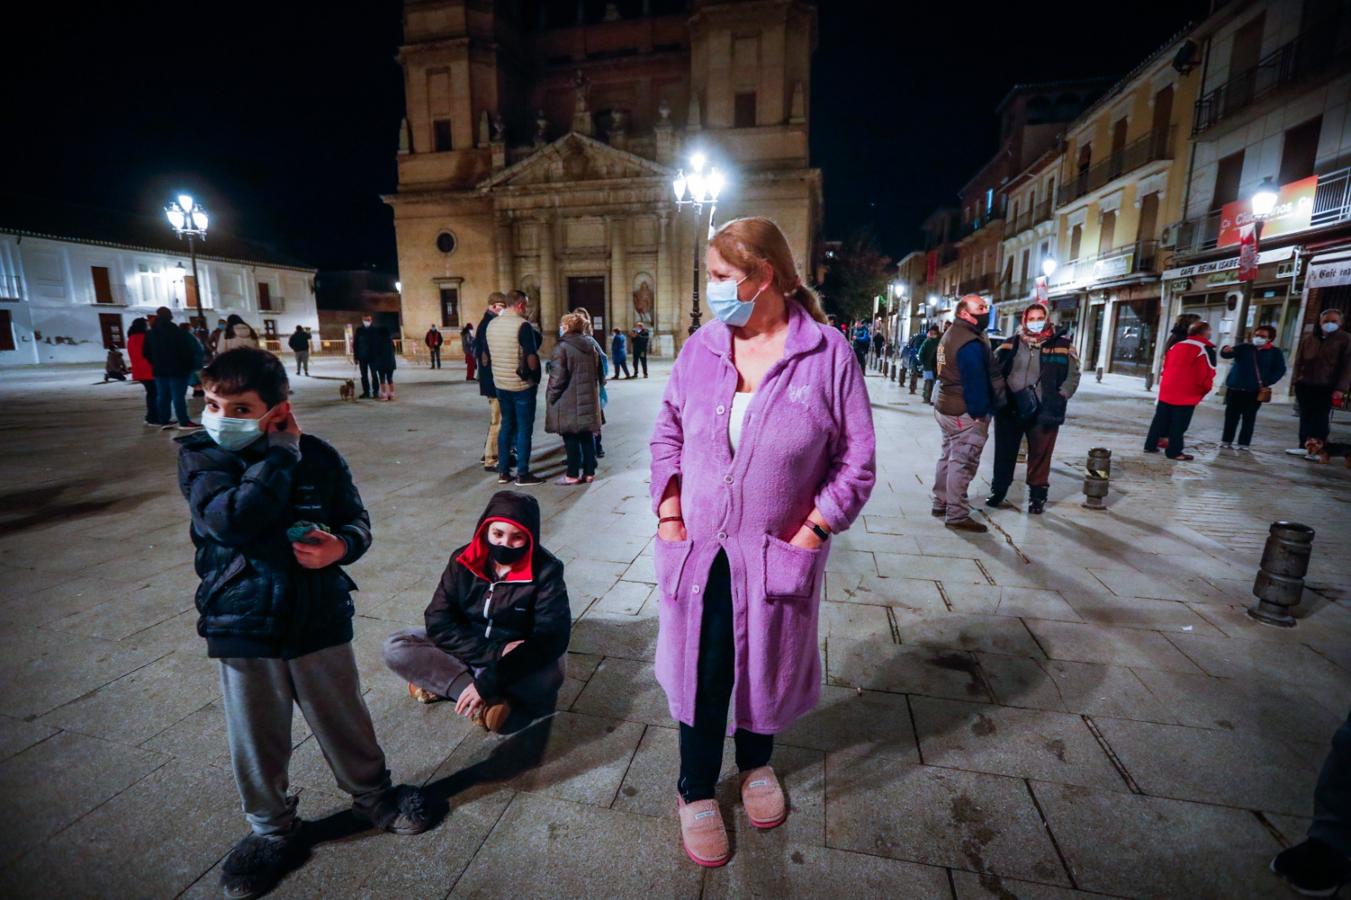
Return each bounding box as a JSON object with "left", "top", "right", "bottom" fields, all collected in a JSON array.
[
  {"left": 339, "top": 379, "right": 356, "bottom": 402},
  {"left": 1304, "top": 437, "right": 1351, "bottom": 467}
]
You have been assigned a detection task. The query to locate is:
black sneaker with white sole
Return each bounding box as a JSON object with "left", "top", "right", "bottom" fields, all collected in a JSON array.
[
  {"left": 1271, "top": 838, "right": 1350, "bottom": 897},
  {"left": 496, "top": 473, "right": 513, "bottom": 485},
  {"left": 514, "top": 473, "right": 545, "bottom": 487}
]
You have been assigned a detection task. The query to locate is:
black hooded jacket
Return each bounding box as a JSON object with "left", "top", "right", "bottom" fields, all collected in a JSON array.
[{"left": 423, "top": 491, "right": 570, "bottom": 701}]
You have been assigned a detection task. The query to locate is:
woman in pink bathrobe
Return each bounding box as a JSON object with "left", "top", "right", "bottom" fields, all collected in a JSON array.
[{"left": 650, "top": 216, "right": 877, "bottom": 866}]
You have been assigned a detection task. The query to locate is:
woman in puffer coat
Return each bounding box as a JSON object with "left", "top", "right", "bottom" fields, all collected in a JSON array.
[
  {"left": 220, "top": 314, "right": 261, "bottom": 353},
  {"left": 546, "top": 312, "right": 604, "bottom": 484}
]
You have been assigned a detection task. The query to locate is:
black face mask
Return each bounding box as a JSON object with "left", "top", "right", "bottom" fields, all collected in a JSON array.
[
  {"left": 488, "top": 542, "right": 529, "bottom": 566},
  {"left": 970, "top": 312, "right": 990, "bottom": 331}
]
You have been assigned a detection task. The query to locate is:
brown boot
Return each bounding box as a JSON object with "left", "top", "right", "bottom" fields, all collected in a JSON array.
[
  {"left": 472, "top": 701, "right": 512, "bottom": 733},
  {"left": 945, "top": 518, "right": 989, "bottom": 533}
]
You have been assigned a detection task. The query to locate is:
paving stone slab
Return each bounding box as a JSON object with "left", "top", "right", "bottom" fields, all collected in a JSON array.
[
  {"left": 876, "top": 553, "right": 988, "bottom": 584},
  {"left": 950, "top": 870, "right": 1101, "bottom": 899},
  {"left": 825, "top": 753, "right": 1069, "bottom": 885},
  {"left": 1021, "top": 620, "right": 1203, "bottom": 674},
  {"left": 569, "top": 656, "right": 671, "bottom": 726},
  {"left": 1032, "top": 781, "right": 1288, "bottom": 899},
  {"left": 1087, "top": 568, "right": 1225, "bottom": 604},
  {"left": 910, "top": 697, "right": 1125, "bottom": 792},
  {"left": 568, "top": 608, "right": 660, "bottom": 662},
  {"left": 590, "top": 579, "right": 654, "bottom": 616},
  {"left": 826, "top": 572, "right": 946, "bottom": 613},
  {"left": 0, "top": 715, "right": 58, "bottom": 765},
  {"left": 778, "top": 685, "right": 920, "bottom": 761},
  {"left": 1091, "top": 717, "right": 1321, "bottom": 816},
  {"left": 827, "top": 640, "right": 991, "bottom": 702},
  {"left": 1061, "top": 593, "right": 1224, "bottom": 636},
  {"left": 450, "top": 792, "right": 703, "bottom": 897},
  {"left": 0, "top": 626, "right": 167, "bottom": 720},
  {"left": 1128, "top": 667, "right": 1344, "bottom": 744},
  {"left": 976, "top": 655, "right": 1178, "bottom": 724},
  {"left": 939, "top": 584, "right": 1081, "bottom": 622},
  {"left": 706, "top": 841, "right": 954, "bottom": 899},
  {"left": 895, "top": 610, "right": 1045, "bottom": 658}
]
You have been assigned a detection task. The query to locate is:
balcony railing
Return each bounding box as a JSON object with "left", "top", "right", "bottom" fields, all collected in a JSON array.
[
  {"left": 1057, "top": 128, "right": 1174, "bottom": 207},
  {"left": 1005, "top": 197, "right": 1055, "bottom": 238},
  {"left": 0, "top": 273, "right": 23, "bottom": 301},
  {"left": 1193, "top": 22, "right": 1350, "bottom": 134},
  {"left": 959, "top": 273, "right": 995, "bottom": 295},
  {"left": 1174, "top": 165, "right": 1351, "bottom": 255},
  {"left": 1047, "top": 240, "right": 1160, "bottom": 289},
  {"left": 957, "top": 209, "right": 1005, "bottom": 239}
]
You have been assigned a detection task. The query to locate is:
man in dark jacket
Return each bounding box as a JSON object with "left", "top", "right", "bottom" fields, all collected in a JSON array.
[
  {"left": 382, "top": 490, "right": 570, "bottom": 732},
  {"left": 176, "top": 348, "right": 429, "bottom": 898},
  {"left": 918, "top": 326, "right": 941, "bottom": 404},
  {"left": 987, "top": 304, "right": 1081, "bottom": 514},
  {"left": 631, "top": 322, "right": 651, "bottom": 377},
  {"left": 424, "top": 324, "right": 443, "bottom": 369},
  {"left": 287, "top": 325, "right": 311, "bottom": 376},
  {"left": 353, "top": 315, "right": 380, "bottom": 399},
  {"left": 475, "top": 293, "right": 506, "bottom": 470},
  {"left": 932, "top": 295, "right": 1005, "bottom": 532},
  {"left": 144, "top": 306, "right": 202, "bottom": 430},
  {"left": 1289, "top": 309, "right": 1351, "bottom": 456}
]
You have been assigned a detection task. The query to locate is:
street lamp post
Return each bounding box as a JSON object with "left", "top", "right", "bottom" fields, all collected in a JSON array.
[
  {"left": 165, "top": 194, "right": 209, "bottom": 320},
  {"left": 1235, "top": 176, "right": 1280, "bottom": 347},
  {"left": 671, "top": 152, "right": 726, "bottom": 335}
]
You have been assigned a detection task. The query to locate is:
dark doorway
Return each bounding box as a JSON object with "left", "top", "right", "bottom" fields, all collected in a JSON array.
[
  {"left": 568, "top": 276, "right": 606, "bottom": 335},
  {"left": 98, "top": 313, "right": 124, "bottom": 350}
]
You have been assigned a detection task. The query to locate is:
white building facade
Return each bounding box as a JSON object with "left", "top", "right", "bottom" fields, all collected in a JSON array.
[{"left": 0, "top": 230, "right": 319, "bottom": 367}]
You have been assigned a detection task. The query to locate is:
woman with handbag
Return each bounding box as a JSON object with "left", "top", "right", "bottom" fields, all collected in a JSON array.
[
  {"left": 1220, "top": 324, "right": 1287, "bottom": 449},
  {"left": 987, "top": 303, "right": 1081, "bottom": 514}
]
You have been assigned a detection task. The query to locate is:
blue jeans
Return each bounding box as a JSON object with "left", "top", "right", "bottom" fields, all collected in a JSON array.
[
  {"left": 154, "top": 374, "right": 190, "bottom": 425},
  {"left": 496, "top": 386, "right": 537, "bottom": 476}
]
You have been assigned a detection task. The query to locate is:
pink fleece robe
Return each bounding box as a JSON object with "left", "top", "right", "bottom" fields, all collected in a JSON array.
[{"left": 649, "top": 299, "right": 877, "bottom": 734}]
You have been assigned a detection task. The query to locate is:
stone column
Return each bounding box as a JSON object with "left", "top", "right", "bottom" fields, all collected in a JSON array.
[
  {"left": 609, "top": 215, "right": 628, "bottom": 334},
  {"left": 656, "top": 208, "right": 671, "bottom": 344},
  {"left": 496, "top": 212, "right": 514, "bottom": 293},
  {"left": 538, "top": 213, "right": 559, "bottom": 337}
]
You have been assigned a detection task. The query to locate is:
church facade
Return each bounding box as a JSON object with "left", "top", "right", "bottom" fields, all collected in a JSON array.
[{"left": 386, "top": 0, "right": 821, "bottom": 356}]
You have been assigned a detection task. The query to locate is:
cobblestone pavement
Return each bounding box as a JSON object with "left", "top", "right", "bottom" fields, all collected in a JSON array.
[{"left": 0, "top": 357, "right": 1348, "bottom": 899}]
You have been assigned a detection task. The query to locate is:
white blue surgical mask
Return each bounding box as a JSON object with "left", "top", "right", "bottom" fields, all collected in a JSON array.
[
  {"left": 1324, "top": 322, "right": 1341, "bottom": 334},
  {"left": 707, "top": 275, "right": 763, "bottom": 327},
  {"left": 202, "top": 410, "right": 266, "bottom": 452},
  {"left": 1253, "top": 337, "right": 1269, "bottom": 347},
  {"left": 1025, "top": 320, "right": 1047, "bottom": 334}
]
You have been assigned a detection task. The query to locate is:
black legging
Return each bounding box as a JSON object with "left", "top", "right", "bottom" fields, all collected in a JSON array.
[
  {"left": 358, "top": 359, "right": 378, "bottom": 396},
  {"left": 1144, "top": 401, "right": 1196, "bottom": 458},
  {"left": 140, "top": 380, "right": 157, "bottom": 423},
  {"left": 1222, "top": 389, "right": 1263, "bottom": 446},
  {"left": 678, "top": 550, "right": 773, "bottom": 802},
  {"left": 561, "top": 432, "right": 596, "bottom": 478}
]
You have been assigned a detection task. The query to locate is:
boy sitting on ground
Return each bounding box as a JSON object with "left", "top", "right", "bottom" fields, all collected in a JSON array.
[
  {"left": 383, "top": 491, "right": 570, "bottom": 732},
  {"left": 177, "top": 347, "right": 432, "bottom": 900}
]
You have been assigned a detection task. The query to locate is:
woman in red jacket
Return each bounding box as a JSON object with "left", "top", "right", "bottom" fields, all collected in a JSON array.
[
  {"left": 1145, "top": 319, "right": 1216, "bottom": 460},
  {"left": 125, "top": 317, "right": 159, "bottom": 426}
]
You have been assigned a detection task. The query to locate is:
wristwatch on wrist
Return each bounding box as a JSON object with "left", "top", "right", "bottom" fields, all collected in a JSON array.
[{"left": 806, "top": 521, "right": 830, "bottom": 542}]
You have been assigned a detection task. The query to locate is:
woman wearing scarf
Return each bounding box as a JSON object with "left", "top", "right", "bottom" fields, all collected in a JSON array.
[{"left": 987, "top": 303, "right": 1080, "bottom": 514}]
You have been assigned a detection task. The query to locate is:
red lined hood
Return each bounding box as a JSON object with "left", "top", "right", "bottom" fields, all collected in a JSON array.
[{"left": 453, "top": 491, "right": 542, "bottom": 582}]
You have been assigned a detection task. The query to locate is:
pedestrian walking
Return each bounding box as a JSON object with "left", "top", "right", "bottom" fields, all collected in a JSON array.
[
  {"left": 220, "top": 314, "right": 261, "bottom": 353},
  {"left": 632, "top": 322, "right": 651, "bottom": 377},
  {"left": 177, "top": 348, "right": 431, "bottom": 898},
  {"left": 1219, "top": 324, "right": 1286, "bottom": 449},
  {"left": 1287, "top": 309, "right": 1350, "bottom": 458},
  {"left": 486, "top": 290, "right": 544, "bottom": 486},
  {"left": 425, "top": 324, "right": 443, "bottom": 369},
  {"left": 650, "top": 216, "right": 875, "bottom": 867},
  {"left": 851, "top": 319, "right": 870, "bottom": 368},
  {"left": 611, "top": 328, "right": 632, "bottom": 378},
  {"left": 1145, "top": 320, "right": 1216, "bottom": 461},
  {"left": 475, "top": 295, "right": 505, "bottom": 471},
  {"left": 353, "top": 315, "right": 380, "bottom": 399},
  {"left": 918, "top": 326, "right": 940, "bottom": 404},
  {"left": 872, "top": 327, "right": 885, "bottom": 371},
  {"left": 288, "top": 324, "right": 311, "bottom": 376},
  {"left": 383, "top": 491, "right": 569, "bottom": 731},
  {"left": 144, "top": 306, "right": 202, "bottom": 431},
  {"left": 460, "top": 323, "right": 476, "bottom": 381},
  {"left": 987, "top": 304, "right": 1080, "bottom": 514},
  {"left": 546, "top": 312, "right": 604, "bottom": 484},
  {"left": 1270, "top": 708, "right": 1351, "bottom": 896},
  {"left": 372, "top": 322, "right": 398, "bottom": 401},
  {"left": 127, "top": 317, "right": 158, "bottom": 426},
  {"left": 931, "top": 295, "right": 1003, "bottom": 532}
]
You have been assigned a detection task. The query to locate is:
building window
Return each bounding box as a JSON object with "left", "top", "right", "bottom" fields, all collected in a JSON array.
[
  {"left": 1069, "top": 224, "right": 1083, "bottom": 260},
  {"left": 258, "top": 282, "right": 272, "bottom": 311},
  {"left": 435, "top": 231, "right": 457, "bottom": 255},
  {"left": 1020, "top": 248, "right": 1030, "bottom": 284},
  {"left": 441, "top": 287, "right": 460, "bottom": 327},
  {"left": 0, "top": 309, "right": 13, "bottom": 351},
  {"left": 1278, "top": 116, "right": 1322, "bottom": 185},
  {"left": 734, "top": 92, "right": 757, "bottom": 128},
  {"left": 1212, "top": 151, "right": 1245, "bottom": 209},
  {"left": 263, "top": 320, "right": 278, "bottom": 338},
  {"left": 1098, "top": 211, "right": 1117, "bottom": 254},
  {"left": 985, "top": 188, "right": 994, "bottom": 215},
  {"left": 433, "top": 118, "right": 452, "bottom": 152},
  {"left": 91, "top": 266, "right": 114, "bottom": 304}
]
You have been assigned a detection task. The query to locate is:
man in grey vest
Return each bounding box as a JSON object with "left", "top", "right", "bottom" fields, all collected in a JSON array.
[
  {"left": 486, "top": 290, "right": 544, "bottom": 486},
  {"left": 932, "top": 294, "right": 1005, "bottom": 533}
]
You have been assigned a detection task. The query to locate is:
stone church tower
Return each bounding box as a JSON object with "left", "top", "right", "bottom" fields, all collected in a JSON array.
[{"left": 386, "top": 0, "right": 821, "bottom": 356}]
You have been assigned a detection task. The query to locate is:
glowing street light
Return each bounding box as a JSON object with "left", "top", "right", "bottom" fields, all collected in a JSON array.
[
  {"left": 671, "top": 151, "right": 729, "bottom": 334},
  {"left": 1042, "top": 257, "right": 1058, "bottom": 278},
  {"left": 1251, "top": 177, "right": 1278, "bottom": 219},
  {"left": 165, "top": 194, "right": 209, "bottom": 316}
]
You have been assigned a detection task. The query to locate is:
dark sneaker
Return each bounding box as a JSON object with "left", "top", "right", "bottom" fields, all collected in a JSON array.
[
  {"left": 515, "top": 473, "right": 545, "bottom": 487},
  {"left": 483, "top": 464, "right": 499, "bottom": 472},
  {"left": 496, "top": 472, "right": 513, "bottom": 485},
  {"left": 144, "top": 420, "right": 160, "bottom": 428},
  {"left": 930, "top": 507, "right": 946, "bottom": 518},
  {"left": 220, "top": 828, "right": 306, "bottom": 900},
  {"left": 159, "top": 423, "right": 177, "bottom": 431},
  {"left": 1271, "top": 839, "right": 1349, "bottom": 897},
  {"left": 361, "top": 784, "right": 433, "bottom": 836},
  {"left": 176, "top": 421, "right": 202, "bottom": 431},
  {"left": 985, "top": 492, "right": 1008, "bottom": 509},
  {"left": 945, "top": 518, "right": 989, "bottom": 533},
  {"left": 1143, "top": 447, "right": 1160, "bottom": 454}
]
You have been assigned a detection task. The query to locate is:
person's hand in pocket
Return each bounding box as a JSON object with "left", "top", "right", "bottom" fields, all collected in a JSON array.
[{"left": 658, "top": 519, "right": 687, "bottom": 542}]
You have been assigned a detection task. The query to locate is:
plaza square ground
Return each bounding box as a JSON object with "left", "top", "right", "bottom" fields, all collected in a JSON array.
[{"left": 0, "top": 355, "right": 1349, "bottom": 900}]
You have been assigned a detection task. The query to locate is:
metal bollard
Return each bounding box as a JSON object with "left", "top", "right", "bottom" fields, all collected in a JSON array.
[
  {"left": 1247, "top": 522, "right": 1316, "bottom": 627},
  {"left": 1081, "top": 447, "right": 1110, "bottom": 510}
]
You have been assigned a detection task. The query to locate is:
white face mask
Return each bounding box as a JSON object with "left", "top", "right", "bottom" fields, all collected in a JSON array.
[
  {"left": 1025, "top": 320, "right": 1047, "bottom": 334},
  {"left": 1324, "top": 322, "right": 1341, "bottom": 334},
  {"left": 202, "top": 410, "right": 266, "bottom": 452},
  {"left": 1252, "top": 337, "right": 1269, "bottom": 347}
]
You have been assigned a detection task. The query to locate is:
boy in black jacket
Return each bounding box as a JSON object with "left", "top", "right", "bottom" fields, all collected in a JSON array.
[
  {"left": 383, "top": 491, "right": 570, "bottom": 733},
  {"left": 177, "top": 348, "right": 431, "bottom": 900}
]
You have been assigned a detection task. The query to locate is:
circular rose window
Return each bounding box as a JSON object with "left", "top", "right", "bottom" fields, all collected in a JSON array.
[{"left": 435, "top": 231, "right": 457, "bottom": 255}]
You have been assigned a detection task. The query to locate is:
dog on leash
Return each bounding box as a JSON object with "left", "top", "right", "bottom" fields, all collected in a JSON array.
[
  {"left": 1305, "top": 437, "right": 1351, "bottom": 467},
  {"left": 339, "top": 379, "right": 356, "bottom": 402}
]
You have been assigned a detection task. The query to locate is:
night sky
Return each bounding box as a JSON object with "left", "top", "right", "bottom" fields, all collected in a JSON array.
[{"left": 2, "top": 0, "right": 1210, "bottom": 273}]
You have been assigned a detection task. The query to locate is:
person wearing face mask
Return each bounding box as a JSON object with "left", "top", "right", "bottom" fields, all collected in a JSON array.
[
  {"left": 353, "top": 314, "right": 380, "bottom": 399},
  {"left": 1145, "top": 320, "right": 1216, "bottom": 461},
  {"left": 1288, "top": 309, "right": 1351, "bottom": 458},
  {"left": 1219, "top": 325, "right": 1287, "bottom": 449},
  {"left": 988, "top": 304, "right": 1080, "bottom": 514},
  {"left": 176, "top": 348, "right": 433, "bottom": 897},
  {"left": 651, "top": 216, "right": 876, "bottom": 867},
  {"left": 932, "top": 294, "right": 1006, "bottom": 532},
  {"left": 382, "top": 491, "right": 570, "bottom": 734}
]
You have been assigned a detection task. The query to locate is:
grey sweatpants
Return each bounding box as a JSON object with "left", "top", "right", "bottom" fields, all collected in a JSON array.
[
  {"left": 933, "top": 410, "right": 990, "bottom": 524},
  {"left": 383, "top": 628, "right": 565, "bottom": 709},
  {"left": 219, "top": 642, "right": 391, "bottom": 835}
]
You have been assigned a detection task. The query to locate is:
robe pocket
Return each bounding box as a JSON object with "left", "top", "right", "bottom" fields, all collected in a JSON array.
[
  {"left": 653, "top": 538, "right": 693, "bottom": 601},
  {"left": 763, "top": 533, "right": 822, "bottom": 601}
]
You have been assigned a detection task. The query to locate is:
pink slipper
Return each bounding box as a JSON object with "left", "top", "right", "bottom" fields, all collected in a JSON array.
[
  {"left": 555, "top": 475, "right": 582, "bottom": 485},
  {"left": 676, "top": 795, "right": 729, "bottom": 867},
  {"left": 739, "top": 766, "right": 787, "bottom": 829}
]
